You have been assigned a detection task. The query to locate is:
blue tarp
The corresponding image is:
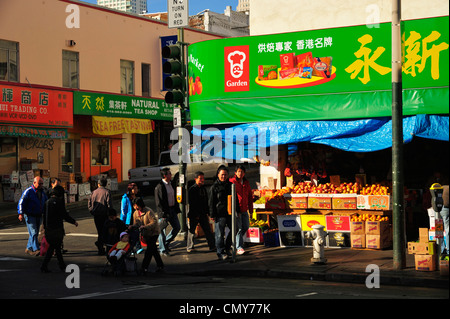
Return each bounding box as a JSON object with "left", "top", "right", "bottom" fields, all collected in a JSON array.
[{"left": 191, "top": 115, "right": 449, "bottom": 159}]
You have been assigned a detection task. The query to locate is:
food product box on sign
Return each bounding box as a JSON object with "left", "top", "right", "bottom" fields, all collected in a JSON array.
[
  {"left": 328, "top": 231, "right": 351, "bottom": 248},
  {"left": 263, "top": 230, "right": 280, "bottom": 247},
  {"left": 283, "top": 193, "right": 308, "bottom": 209},
  {"left": 277, "top": 215, "right": 302, "bottom": 231},
  {"left": 407, "top": 241, "right": 437, "bottom": 255},
  {"left": 279, "top": 231, "right": 303, "bottom": 247},
  {"left": 326, "top": 215, "right": 350, "bottom": 232},
  {"left": 365, "top": 220, "right": 390, "bottom": 235},
  {"left": 308, "top": 194, "right": 332, "bottom": 209},
  {"left": 332, "top": 194, "right": 357, "bottom": 209},
  {"left": 350, "top": 221, "right": 365, "bottom": 234},
  {"left": 301, "top": 214, "right": 326, "bottom": 231},
  {"left": 414, "top": 254, "right": 437, "bottom": 271},
  {"left": 351, "top": 234, "right": 365, "bottom": 248}
]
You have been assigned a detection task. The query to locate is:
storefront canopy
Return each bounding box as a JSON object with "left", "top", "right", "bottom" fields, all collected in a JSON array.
[{"left": 191, "top": 115, "right": 449, "bottom": 159}]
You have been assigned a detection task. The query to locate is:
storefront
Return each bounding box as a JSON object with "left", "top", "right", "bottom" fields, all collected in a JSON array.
[
  {"left": 0, "top": 83, "right": 73, "bottom": 202},
  {"left": 72, "top": 90, "right": 174, "bottom": 184},
  {"left": 187, "top": 17, "right": 449, "bottom": 250}
]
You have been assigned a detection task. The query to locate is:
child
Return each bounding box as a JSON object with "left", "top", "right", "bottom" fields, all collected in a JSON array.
[
  {"left": 108, "top": 232, "right": 130, "bottom": 264},
  {"left": 102, "top": 208, "right": 127, "bottom": 250}
]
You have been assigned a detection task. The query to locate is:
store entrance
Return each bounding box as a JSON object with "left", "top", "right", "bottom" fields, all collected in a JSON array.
[{"left": 61, "top": 140, "right": 74, "bottom": 173}]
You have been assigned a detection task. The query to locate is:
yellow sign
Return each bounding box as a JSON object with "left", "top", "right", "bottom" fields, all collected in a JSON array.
[{"left": 92, "top": 116, "right": 153, "bottom": 136}]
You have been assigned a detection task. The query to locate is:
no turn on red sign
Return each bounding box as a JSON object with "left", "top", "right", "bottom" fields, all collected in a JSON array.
[{"left": 167, "top": 0, "right": 189, "bottom": 29}]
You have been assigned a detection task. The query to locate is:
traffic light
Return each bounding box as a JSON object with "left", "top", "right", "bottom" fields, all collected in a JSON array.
[{"left": 162, "top": 44, "right": 185, "bottom": 105}]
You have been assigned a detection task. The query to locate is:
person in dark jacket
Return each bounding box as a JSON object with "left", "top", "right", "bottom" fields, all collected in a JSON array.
[
  {"left": 88, "top": 178, "right": 112, "bottom": 255},
  {"left": 18, "top": 177, "right": 48, "bottom": 256},
  {"left": 209, "top": 165, "right": 239, "bottom": 260},
  {"left": 154, "top": 167, "right": 180, "bottom": 256},
  {"left": 187, "top": 171, "right": 215, "bottom": 252},
  {"left": 102, "top": 208, "right": 127, "bottom": 249},
  {"left": 40, "top": 186, "right": 78, "bottom": 273}
]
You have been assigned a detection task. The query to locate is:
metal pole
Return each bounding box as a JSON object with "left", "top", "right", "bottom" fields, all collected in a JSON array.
[
  {"left": 231, "top": 183, "right": 236, "bottom": 263},
  {"left": 177, "top": 27, "right": 187, "bottom": 236},
  {"left": 392, "top": 0, "right": 406, "bottom": 270}
]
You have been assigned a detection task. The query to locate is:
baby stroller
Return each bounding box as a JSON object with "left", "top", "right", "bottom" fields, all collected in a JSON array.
[{"left": 101, "top": 232, "right": 139, "bottom": 277}]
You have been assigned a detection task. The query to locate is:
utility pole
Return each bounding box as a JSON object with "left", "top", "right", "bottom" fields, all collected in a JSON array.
[{"left": 391, "top": 0, "right": 406, "bottom": 270}]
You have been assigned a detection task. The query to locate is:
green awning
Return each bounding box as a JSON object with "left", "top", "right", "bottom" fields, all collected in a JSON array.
[{"left": 0, "top": 125, "right": 68, "bottom": 138}]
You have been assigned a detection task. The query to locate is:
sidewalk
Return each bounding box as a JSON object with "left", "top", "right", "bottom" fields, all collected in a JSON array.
[{"left": 1, "top": 191, "right": 448, "bottom": 290}]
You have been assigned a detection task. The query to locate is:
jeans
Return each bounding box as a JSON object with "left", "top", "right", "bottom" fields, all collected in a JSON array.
[
  {"left": 214, "top": 216, "right": 232, "bottom": 256},
  {"left": 236, "top": 211, "right": 250, "bottom": 250},
  {"left": 438, "top": 207, "right": 449, "bottom": 254},
  {"left": 158, "top": 207, "right": 180, "bottom": 253},
  {"left": 25, "top": 215, "right": 41, "bottom": 251}
]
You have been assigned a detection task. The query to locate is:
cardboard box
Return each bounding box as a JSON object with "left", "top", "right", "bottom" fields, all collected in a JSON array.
[
  {"left": 414, "top": 254, "right": 436, "bottom": 271},
  {"left": 350, "top": 221, "right": 365, "bottom": 234},
  {"left": 328, "top": 231, "right": 351, "bottom": 248},
  {"left": 244, "top": 227, "right": 264, "bottom": 243},
  {"left": 69, "top": 183, "right": 78, "bottom": 195},
  {"left": 419, "top": 228, "right": 429, "bottom": 243},
  {"left": 265, "top": 197, "right": 286, "bottom": 210},
  {"left": 284, "top": 193, "right": 308, "bottom": 209},
  {"left": 366, "top": 233, "right": 392, "bottom": 249},
  {"left": 351, "top": 234, "right": 365, "bottom": 248},
  {"left": 365, "top": 220, "right": 390, "bottom": 235},
  {"left": 407, "top": 241, "right": 437, "bottom": 255},
  {"left": 332, "top": 194, "right": 357, "bottom": 209},
  {"left": 326, "top": 215, "right": 350, "bottom": 232},
  {"left": 308, "top": 194, "right": 332, "bottom": 209},
  {"left": 357, "top": 195, "right": 391, "bottom": 210},
  {"left": 440, "top": 259, "right": 449, "bottom": 276}
]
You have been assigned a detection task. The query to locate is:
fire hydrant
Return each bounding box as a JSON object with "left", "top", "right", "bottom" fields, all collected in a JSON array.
[{"left": 306, "top": 225, "right": 328, "bottom": 264}]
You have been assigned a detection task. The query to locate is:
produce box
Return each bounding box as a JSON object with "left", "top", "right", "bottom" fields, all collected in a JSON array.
[
  {"left": 415, "top": 254, "right": 437, "bottom": 271},
  {"left": 350, "top": 221, "right": 365, "bottom": 234},
  {"left": 357, "top": 195, "right": 392, "bottom": 210},
  {"left": 350, "top": 234, "right": 365, "bottom": 248},
  {"left": 265, "top": 198, "right": 286, "bottom": 210},
  {"left": 440, "top": 259, "right": 449, "bottom": 276},
  {"left": 308, "top": 194, "right": 332, "bottom": 209},
  {"left": 328, "top": 231, "right": 351, "bottom": 248},
  {"left": 419, "top": 228, "right": 429, "bottom": 242},
  {"left": 365, "top": 220, "right": 391, "bottom": 235},
  {"left": 244, "top": 227, "right": 264, "bottom": 244},
  {"left": 366, "top": 233, "right": 392, "bottom": 249},
  {"left": 407, "top": 241, "right": 437, "bottom": 255},
  {"left": 301, "top": 214, "right": 326, "bottom": 231},
  {"left": 279, "top": 231, "right": 303, "bottom": 247},
  {"left": 332, "top": 194, "right": 357, "bottom": 209},
  {"left": 263, "top": 230, "right": 280, "bottom": 247},
  {"left": 326, "top": 215, "right": 351, "bottom": 232},
  {"left": 283, "top": 193, "right": 308, "bottom": 209}
]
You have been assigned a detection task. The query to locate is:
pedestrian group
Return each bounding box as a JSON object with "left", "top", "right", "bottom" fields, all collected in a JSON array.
[{"left": 17, "top": 165, "right": 254, "bottom": 274}]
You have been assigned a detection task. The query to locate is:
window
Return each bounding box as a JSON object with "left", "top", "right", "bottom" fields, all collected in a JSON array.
[
  {"left": 120, "top": 60, "right": 134, "bottom": 94},
  {"left": 62, "top": 50, "right": 79, "bottom": 88},
  {"left": 0, "top": 39, "right": 19, "bottom": 82},
  {"left": 91, "top": 138, "right": 110, "bottom": 166},
  {"left": 141, "top": 63, "right": 151, "bottom": 97}
]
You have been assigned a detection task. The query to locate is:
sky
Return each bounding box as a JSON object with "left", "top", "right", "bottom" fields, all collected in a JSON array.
[{"left": 79, "top": 0, "right": 240, "bottom": 15}]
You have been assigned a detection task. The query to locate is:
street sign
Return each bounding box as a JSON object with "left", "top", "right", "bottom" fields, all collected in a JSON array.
[
  {"left": 167, "top": 0, "right": 189, "bottom": 29},
  {"left": 173, "top": 107, "right": 181, "bottom": 127}
]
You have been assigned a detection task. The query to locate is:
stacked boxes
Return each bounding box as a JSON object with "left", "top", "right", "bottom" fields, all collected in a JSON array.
[
  {"left": 350, "top": 220, "right": 392, "bottom": 249},
  {"left": 408, "top": 228, "right": 438, "bottom": 271},
  {"left": 350, "top": 221, "right": 365, "bottom": 248}
]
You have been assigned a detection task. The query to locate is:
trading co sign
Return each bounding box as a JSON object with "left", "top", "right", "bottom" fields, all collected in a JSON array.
[{"left": 188, "top": 16, "right": 449, "bottom": 125}]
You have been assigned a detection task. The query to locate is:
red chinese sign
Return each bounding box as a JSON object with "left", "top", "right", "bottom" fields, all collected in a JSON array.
[{"left": 0, "top": 84, "right": 73, "bottom": 127}]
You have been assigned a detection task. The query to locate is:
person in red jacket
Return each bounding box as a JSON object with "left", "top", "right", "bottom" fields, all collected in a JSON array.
[{"left": 229, "top": 165, "right": 253, "bottom": 255}]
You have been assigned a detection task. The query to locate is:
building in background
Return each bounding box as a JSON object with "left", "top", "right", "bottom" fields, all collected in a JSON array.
[
  {"left": 97, "top": 0, "right": 147, "bottom": 14},
  {"left": 236, "top": 0, "right": 250, "bottom": 13}
]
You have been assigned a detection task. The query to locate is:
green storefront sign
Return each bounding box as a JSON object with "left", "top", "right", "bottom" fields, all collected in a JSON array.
[
  {"left": 188, "top": 16, "right": 449, "bottom": 125},
  {"left": 73, "top": 91, "right": 174, "bottom": 121}
]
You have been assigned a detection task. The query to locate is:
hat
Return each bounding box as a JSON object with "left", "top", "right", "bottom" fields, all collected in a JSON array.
[{"left": 120, "top": 232, "right": 128, "bottom": 239}]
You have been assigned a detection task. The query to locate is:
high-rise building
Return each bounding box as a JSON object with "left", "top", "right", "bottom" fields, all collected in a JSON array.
[
  {"left": 97, "top": 0, "right": 147, "bottom": 14},
  {"left": 236, "top": 0, "right": 250, "bottom": 13}
]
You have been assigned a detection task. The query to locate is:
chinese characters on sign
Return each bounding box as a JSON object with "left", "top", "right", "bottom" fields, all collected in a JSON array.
[
  {"left": 257, "top": 37, "right": 333, "bottom": 54},
  {"left": 0, "top": 84, "right": 73, "bottom": 127}
]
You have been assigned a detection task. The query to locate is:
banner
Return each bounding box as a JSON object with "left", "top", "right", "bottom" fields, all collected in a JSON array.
[
  {"left": 188, "top": 17, "right": 449, "bottom": 125},
  {"left": 0, "top": 84, "right": 73, "bottom": 127},
  {"left": 92, "top": 116, "right": 153, "bottom": 136},
  {"left": 73, "top": 91, "right": 174, "bottom": 121},
  {"left": 0, "top": 125, "right": 67, "bottom": 139}
]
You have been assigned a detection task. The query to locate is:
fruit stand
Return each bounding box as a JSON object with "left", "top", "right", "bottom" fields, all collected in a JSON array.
[{"left": 250, "top": 181, "right": 393, "bottom": 250}]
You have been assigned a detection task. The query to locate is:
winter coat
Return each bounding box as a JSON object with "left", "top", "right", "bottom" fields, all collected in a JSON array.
[
  {"left": 208, "top": 179, "right": 240, "bottom": 219},
  {"left": 188, "top": 183, "right": 209, "bottom": 219},
  {"left": 229, "top": 175, "right": 253, "bottom": 213},
  {"left": 17, "top": 186, "right": 47, "bottom": 217},
  {"left": 120, "top": 194, "right": 133, "bottom": 225},
  {"left": 133, "top": 207, "right": 160, "bottom": 238}
]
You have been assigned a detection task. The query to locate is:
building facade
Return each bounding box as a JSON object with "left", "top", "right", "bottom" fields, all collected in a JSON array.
[
  {"left": 0, "top": 0, "right": 221, "bottom": 203},
  {"left": 97, "top": 0, "right": 147, "bottom": 14}
]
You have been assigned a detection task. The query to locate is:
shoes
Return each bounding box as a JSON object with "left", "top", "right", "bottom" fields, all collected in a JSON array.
[
  {"left": 156, "top": 266, "right": 165, "bottom": 273},
  {"left": 218, "top": 254, "right": 228, "bottom": 261},
  {"left": 186, "top": 248, "right": 194, "bottom": 253},
  {"left": 40, "top": 266, "right": 51, "bottom": 273},
  {"left": 25, "top": 249, "right": 34, "bottom": 256},
  {"left": 237, "top": 248, "right": 245, "bottom": 255},
  {"left": 160, "top": 251, "right": 170, "bottom": 257},
  {"left": 136, "top": 248, "right": 144, "bottom": 254},
  {"left": 34, "top": 250, "right": 40, "bottom": 256}
]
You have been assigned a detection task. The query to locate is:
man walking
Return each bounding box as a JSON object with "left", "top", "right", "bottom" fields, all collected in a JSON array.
[
  {"left": 155, "top": 167, "right": 180, "bottom": 256},
  {"left": 18, "top": 176, "right": 47, "bottom": 256},
  {"left": 187, "top": 171, "right": 215, "bottom": 253},
  {"left": 88, "top": 178, "right": 112, "bottom": 255}
]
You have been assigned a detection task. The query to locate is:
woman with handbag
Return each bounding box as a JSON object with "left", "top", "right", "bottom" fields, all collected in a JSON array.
[{"left": 41, "top": 185, "right": 78, "bottom": 273}]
